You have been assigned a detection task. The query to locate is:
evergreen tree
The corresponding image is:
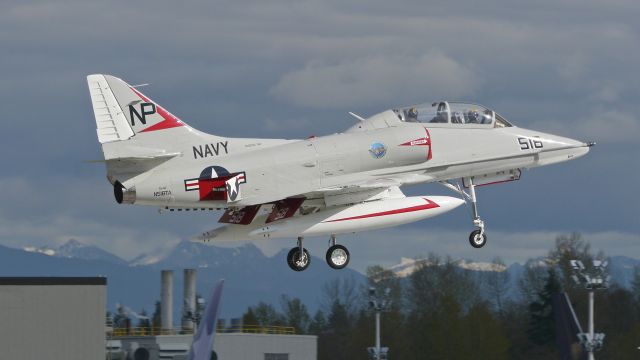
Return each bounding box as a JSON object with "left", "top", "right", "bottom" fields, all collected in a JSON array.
[
  {"left": 548, "top": 232, "right": 593, "bottom": 293},
  {"left": 151, "top": 301, "right": 162, "bottom": 330},
  {"left": 321, "top": 276, "right": 360, "bottom": 315},
  {"left": 252, "top": 302, "right": 285, "bottom": 326},
  {"left": 462, "top": 303, "right": 509, "bottom": 360},
  {"left": 280, "top": 295, "right": 310, "bottom": 334},
  {"left": 308, "top": 310, "right": 327, "bottom": 335},
  {"left": 518, "top": 263, "right": 549, "bottom": 305},
  {"left": 348, "top": 310, "right": 373, "bottom": 360},
  {"left": 323, "top": 299, "right": 351, "bottom": 360},
  {"left": 527, "top": 268, "right": 561, "bottom": 348},
  {"left": 242, "top": 307, "right": 258, "bottom": 331},
  {"left": 486, "top": 257, "right": 510, "bottom": 316},
  {"left": 632, "top": 266, "right": 640, "bottom": 305}
]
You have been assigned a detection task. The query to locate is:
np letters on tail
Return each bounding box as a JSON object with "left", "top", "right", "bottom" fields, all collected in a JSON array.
[{"left": 128, "top": 102, "right": 156, "bottom": 126}]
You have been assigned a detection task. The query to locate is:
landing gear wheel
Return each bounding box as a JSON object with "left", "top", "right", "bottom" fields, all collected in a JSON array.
[
  {"left": 326, "top": 245, "right": 350, "bottom": 269},
  {"left": 287, "top": 247, "right": 310, "bottom": 271},
  {"left": 469, "top": 229, "right": 487, "bottom": 248}
]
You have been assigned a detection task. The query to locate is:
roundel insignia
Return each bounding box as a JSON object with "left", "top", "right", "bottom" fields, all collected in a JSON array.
[{"left": 369, "top": 142, "right": 387, "bottom": 159}]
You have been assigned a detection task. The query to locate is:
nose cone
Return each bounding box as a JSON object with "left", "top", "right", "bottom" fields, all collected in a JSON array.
[
  {"left": 547, "top": 133, "right": 592, "bottom": 160},
  {"left": 524, "top": 129, "right": 593, "bottom": 165}
]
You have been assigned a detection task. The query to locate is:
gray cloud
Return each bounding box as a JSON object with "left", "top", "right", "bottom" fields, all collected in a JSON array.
[
  {"left": 270, "top": 52, "right": 479, "bottom": 108},
  {"left": 531, "top": 109, "right": 640, "bottom": 144}
]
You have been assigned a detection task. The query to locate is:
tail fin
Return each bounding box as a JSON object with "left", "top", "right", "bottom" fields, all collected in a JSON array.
[
  {"left": 88, "top": 74, "right": 188, "bottom": 138},
  {"left": 187, "top": 279, "right": 224, "bottom": 360},
  {"left": 87, "top": 74, "right": 213, "bottom": 160}
]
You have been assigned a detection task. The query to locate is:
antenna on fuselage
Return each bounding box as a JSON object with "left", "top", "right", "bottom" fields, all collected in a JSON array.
[{"left": 348, "top": 112, "right": 366, "bottom": 122}]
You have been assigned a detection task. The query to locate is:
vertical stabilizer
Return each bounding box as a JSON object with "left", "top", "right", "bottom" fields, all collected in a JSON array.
[
  {"left": 87, "top": 74, "right": 224, "bottom": 161},
  {"left": 187, "top": 279, "right": 225, "bottom": 360}
]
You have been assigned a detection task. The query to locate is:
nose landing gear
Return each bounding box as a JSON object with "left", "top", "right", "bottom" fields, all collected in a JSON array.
[
  {"left": 441, "top": 177, "right": 488, "bottom": 248},
  {"left": 466, "top": 177, "right": 487, "bottom": 248}
]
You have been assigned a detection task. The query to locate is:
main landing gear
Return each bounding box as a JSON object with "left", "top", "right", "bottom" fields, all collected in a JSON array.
[
  {"left": 287, "top": 237, "right": 310, "bottom": 272},
  {"left": 286, "top": 235, "right": 351, "bottom": 271},
  {"left": 326, "top": 235, "right": 350, "bottom": 269},
  {"left": 441, "top": 177, "right": 487, "bottom": 248}
]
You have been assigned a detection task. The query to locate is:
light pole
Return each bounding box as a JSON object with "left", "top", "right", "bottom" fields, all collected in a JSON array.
[
  {"left": 570, "top": 259, "right": 608, "bottom": 360},
  {"left": 367, "top": 287, "right": 391, "bottom": 360}
]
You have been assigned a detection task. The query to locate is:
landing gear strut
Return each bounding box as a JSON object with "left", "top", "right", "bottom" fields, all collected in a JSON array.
[
  {"left": 440, "top": 178, "right": 487, "bottom": 248},
  {"left": 287, "top": 236, "right": 310, "bottom": 271},
  {"left": 466, "top": 177, "right": 487, "bottom": 248},
  {"left": 326, "top": 235, "right": 350, "bottom": 270}
]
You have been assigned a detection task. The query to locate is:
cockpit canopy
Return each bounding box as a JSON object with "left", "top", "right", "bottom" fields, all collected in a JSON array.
[{"left": 393, "top": 101, "right": 512, "bottom": 128}]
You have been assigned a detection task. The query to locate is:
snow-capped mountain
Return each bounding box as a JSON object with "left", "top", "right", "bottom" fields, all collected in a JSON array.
[
  {"left": 23, "top": 239, "right": 128, "bottom": 265},
  {"left": 149, "top": 240, "right": 265, "bottom": 270},
  {"left": 389, "top": 257, "right": 508, "bottom": 278},
  {"left": 128, "top": 246, "right": 176, "bottom": 267},
  {"left": 10, "top": 239, "right": 639, "bottom": 319},
  {"left": 8, "top": 240, "right": 367, "bottom": 319},
  {"left": 389, "top": 255, "right": 640, "bottom": 291}
]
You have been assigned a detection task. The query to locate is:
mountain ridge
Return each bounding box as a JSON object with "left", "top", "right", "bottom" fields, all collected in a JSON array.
[{"left": 5, "top": 240, "right": 639, "bottom": 320}]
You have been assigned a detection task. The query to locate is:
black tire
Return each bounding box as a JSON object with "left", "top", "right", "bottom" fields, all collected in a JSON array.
[
  {"left": 287, "top": 247, "right": 310, "bottom": 271},
  {"left": 326, "top": 244, "right": 350, "bottom": 269},
  {"left": 469, "top": 229, "right": 487, "bottom": 248}
]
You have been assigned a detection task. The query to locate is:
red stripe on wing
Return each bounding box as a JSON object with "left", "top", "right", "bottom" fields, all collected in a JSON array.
[{"left": 322, "top": 198, "right": 439, "bottom": 223}]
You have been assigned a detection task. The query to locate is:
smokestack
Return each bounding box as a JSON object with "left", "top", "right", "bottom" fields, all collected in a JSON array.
[
  {"left": 161, "top": 270, "right": 173, "bottom": 333},
  {"left": 182, "top": 269, "right": 196, "bottom": 332}
]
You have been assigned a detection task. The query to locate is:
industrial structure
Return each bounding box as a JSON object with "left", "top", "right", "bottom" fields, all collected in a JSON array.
[
  {"left": 108, "top": 269, "right": 317, "bottom": 360},
  {"left": 0, "top": 277, "right": 107, "bottom": 360}
]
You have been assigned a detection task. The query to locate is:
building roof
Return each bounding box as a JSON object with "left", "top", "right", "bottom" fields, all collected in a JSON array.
[{"left": 0, "top": 277, "right": 107, "bottom": 286}]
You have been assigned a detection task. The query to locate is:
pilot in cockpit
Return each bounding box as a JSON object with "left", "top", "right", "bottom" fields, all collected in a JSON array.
[
  {"left": 430, "top": 102, "right": 448, "bottom": 123},
  {"left": 406, "top": 107, "right": 418, "bottom": 122},
  {"left": 467, "top": 110, "right": 480, "bottom": 123}
]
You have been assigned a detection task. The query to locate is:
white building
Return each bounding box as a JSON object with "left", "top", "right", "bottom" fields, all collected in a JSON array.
[
  {"left": 0, "top": 277, "right": 107, "bottom": 360},
  {"left": 109, "top": 332, "right": 317, "bottom": 360}
]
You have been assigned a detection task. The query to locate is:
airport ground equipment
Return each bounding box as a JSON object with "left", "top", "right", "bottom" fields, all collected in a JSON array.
[
  {"left": 368, "top": 287, "right": 392, "bottom": 360},
  {"left": 570, "top": 259, "right": 609, "bottom": 360}
]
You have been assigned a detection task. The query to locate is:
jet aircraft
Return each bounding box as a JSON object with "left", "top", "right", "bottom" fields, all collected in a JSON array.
[{"left": 87, "top": 74, "right": 592, "bottom": 271}]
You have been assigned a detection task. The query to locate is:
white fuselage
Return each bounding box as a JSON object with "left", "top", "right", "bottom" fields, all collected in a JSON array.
[{"left": 121, "top": 116, "right": 588, "bottom": 209}]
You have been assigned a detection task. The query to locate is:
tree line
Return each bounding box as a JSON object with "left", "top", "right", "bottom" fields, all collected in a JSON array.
[{"left": 240, "top": 234, "right": 640, "bottom": 360}]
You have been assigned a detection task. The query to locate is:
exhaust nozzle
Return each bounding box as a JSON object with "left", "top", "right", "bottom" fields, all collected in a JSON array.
[{"left": 114, "top": 181, "right": 136, "bottom": 204}]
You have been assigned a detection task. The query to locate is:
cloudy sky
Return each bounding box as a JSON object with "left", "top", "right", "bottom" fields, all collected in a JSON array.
[{"left": 1, "top": 0, "right": 638, "bottom": 272}]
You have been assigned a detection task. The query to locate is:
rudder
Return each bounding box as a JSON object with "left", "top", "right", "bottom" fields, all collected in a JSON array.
[{"left": 87, "top": 74, "right": 136, "bottom": 144}]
